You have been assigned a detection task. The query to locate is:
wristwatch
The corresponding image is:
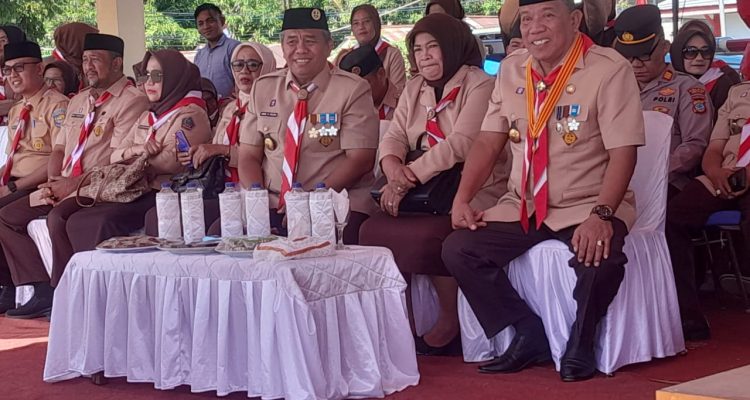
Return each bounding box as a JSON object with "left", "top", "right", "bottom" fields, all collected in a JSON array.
[
  {"left": 7, "top": 181, "right": 17, "bottom": 193},
  {"left": 591, "top": 205, "right": 613, "bottom": 221}
]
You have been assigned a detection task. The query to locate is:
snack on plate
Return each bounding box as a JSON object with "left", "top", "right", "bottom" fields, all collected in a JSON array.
[
  {"left": 97, "top": 235, "right": 162, "bottom": 249},
  {"left": 216, "top": 236, "right": 276, "bottom": 252},
  {"left": 159, "top": 238, "right": 221, "bottom": 249},
  {"left": 254, "top": 236, "right": 334, "bottom": 261}
]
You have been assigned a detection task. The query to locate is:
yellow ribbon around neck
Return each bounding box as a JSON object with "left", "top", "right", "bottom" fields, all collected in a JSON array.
[{"left": 525, "top": 34, "right": 585, "bottom": 142}]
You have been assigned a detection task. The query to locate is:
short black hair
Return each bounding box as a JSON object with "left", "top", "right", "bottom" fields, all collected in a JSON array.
[{"left": 194, "top": 3, "right": 223, "bottom": 20}]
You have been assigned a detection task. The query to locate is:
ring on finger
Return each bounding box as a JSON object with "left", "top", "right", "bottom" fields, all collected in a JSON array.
[
  {"left": 387, "top": 201, "right": 394, "bottom": 206},
  {"left": 715, "top": 189, "right": 721, "bottom": 195},
  {"left": 596, "top": 240, "right": 604, "bottom": 247}
]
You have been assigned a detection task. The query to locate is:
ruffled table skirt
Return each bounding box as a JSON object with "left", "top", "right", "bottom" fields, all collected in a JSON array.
[{"left": 43, "top": 247, "right": 419, "bottom": 399}]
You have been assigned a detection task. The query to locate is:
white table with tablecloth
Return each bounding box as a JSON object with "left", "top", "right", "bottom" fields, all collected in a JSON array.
[{"left": 43, "top": 246, "right": 419, "bottom": 400}]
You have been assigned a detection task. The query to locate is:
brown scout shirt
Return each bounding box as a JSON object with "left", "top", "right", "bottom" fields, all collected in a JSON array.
[
  {"left": 697, "top": 82, "right": 750, "bottom": 193},
  {"left": 480, "top": 45, "right": 646, "bottom": 231},
  {"left": 111, "top": 103, "right": 212, "bottom": 190},
  {"left": 640, "top": 64, "right": 713, "bottom": 190},
  {"left": 212, "top": 99, "right": 240, "bottom": 169},
  {"left": 5, "top": 87, "right": 68, "bottom": 179},
  {"left": 379, "top": 65, "right": 509, "bottom": 211},
  {"left": 239, "top": 66, "right": 380, "bottom": 215},
  {"left": 376, "top": 80, "right": 400, "bottom": 121},
  {"left": 56, "top": 76, "right": 148, "bottom": 178}
]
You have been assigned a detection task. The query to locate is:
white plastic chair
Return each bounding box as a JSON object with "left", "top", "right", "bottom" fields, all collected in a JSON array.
[
  {"left": 15, "top": 219, "right": 54, "bottom": 305},
  {"left": 457, "top": 111, "right": 685, "bottom": 373}
]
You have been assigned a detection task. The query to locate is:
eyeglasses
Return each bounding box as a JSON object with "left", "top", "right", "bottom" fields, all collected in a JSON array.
[
  {"left": 231, "top": 59, "right": 262, "bottom": 72},
  {"left": 627, "top": 40, "right": 660, "bottom": 63},
  {"left": 682, "top": 46, "right": 712, "bottom": 60},
  {"left": 1, "top": 62, "right": 39, "bottom": 76},
  {"left": 136, "top": 70, "right": 164, "bottom": 84}
]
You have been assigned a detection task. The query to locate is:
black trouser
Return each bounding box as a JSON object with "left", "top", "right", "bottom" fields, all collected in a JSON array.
[
  {"left": 666, "top": 179, "right": 750, "bottom": 316},
  {"left": 0, "top": 188, "right": 33, "bottom": 286},
  {"left": 441, "top": 218, "right": 628, "bottom": 347}
]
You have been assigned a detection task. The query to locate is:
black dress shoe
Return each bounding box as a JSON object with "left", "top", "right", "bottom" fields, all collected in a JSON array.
[
  {"left": 559, "top": 340, "right": 597, "bottom": 382},
  {"left": 414, "top": 334, "right": 462, "bottom": 356},
  {"left": 0, "top": 285, "right": 16, "bottom": 314},
  {"left": 478, "top": 334, "right": 551, "bottom": 374},
  {"left": 6, "top": 294, "right": 52, "bottom": 319},
  {"left": 559, "top": 356, "right": 596, "bottom": 382}
]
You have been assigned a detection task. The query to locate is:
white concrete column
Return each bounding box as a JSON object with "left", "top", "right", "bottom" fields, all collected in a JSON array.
[{"left": 95, "top": 0, "right": 146, "bottom": 77}]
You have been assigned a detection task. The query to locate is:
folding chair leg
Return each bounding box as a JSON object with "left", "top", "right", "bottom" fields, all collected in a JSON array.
[{"left": 726, "top": 232, "right": 750, "bottom": 313}]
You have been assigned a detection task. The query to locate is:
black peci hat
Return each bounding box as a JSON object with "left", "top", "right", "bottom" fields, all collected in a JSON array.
[
  {"left": 339, "top": 45, "right": 383, "bottom": 77},
  {"left": 83, "top": 33, "right": 124, "bottom": 56},
  {"left": 281, "top": 8, "right": 329, "bottom": 31},
  {"left": 4, "top": 41, "right": 42, "bottom": 62}
]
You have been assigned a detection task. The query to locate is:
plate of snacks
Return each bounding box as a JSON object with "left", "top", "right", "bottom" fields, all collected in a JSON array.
[
  {"left": 96, "top": 236, "right": 163, "bottom": 253},
  {"left": 157, "top": 237, "right": 221, "bottom": 255},
  {"left": 216, "top": 236, "right": 277, "bottom": 257}
]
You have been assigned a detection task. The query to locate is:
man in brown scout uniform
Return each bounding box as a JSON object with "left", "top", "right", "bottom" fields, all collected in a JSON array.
[
  {"left": 0, "top": 41, "right": 69, "bottom": 314},
  {"left": 614, "top": 4, "right": 713, "bottom": 197},
  {"left": 441, "top": 0, "right": 645, "bottom": 382},
  {"left": 666, "top": 81, "right": 750, "bottom": 341},
  {"left": 338, "top": 45, "right": 399, "bottom": 122},
  {"left": 0, "top": 33, "right": 148, "bottom": 319},
  {"left": 237, "top": 7, "right": 379, "bottom": 244}
]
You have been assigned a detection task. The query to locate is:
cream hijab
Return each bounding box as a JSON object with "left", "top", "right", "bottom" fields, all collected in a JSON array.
[{"left": 230, "top": 42, "right": 277, "bottom": 104}]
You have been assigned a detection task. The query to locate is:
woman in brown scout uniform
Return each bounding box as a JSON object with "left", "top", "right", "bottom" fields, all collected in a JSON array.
[
  {"left": 359, "top": 13, "right": 509, "bottom": 356},
  {"left": 336, "top": 4, "right": 406, "bottom": 96}
]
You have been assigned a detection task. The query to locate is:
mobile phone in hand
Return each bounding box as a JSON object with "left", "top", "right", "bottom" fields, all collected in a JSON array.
[{"left": 175, "top": 130, "right": 192, "bottom": 168}]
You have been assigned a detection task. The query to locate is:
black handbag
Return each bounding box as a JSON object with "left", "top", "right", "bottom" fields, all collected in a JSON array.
[
  {"left": 170, "top": 155, "right": 227, "bottom": 199},
  {"left": 371, "top": 133, "right": 462, "bottom": 215}
]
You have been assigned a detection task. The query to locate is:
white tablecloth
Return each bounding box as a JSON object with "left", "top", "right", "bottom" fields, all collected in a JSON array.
[{"left": 43, "top": 247, "right": 419, "bottom": 399}]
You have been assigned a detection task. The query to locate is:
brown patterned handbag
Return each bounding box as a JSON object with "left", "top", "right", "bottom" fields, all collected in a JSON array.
[{"left": 75, "top": 153, "right": 151, "bottom": 207}]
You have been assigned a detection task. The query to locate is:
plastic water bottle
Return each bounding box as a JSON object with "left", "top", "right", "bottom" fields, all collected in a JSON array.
[
  {"left": 245, "top": 182, "right": 270, "bottom": 237},
  {"left": 285, "top": 182, "right": 311, "bottom": 239},
  {"left": 219, "top": 182, "right": 244, "bottom": 237},
  {"left": 310, "top": 182, "right": 335, "bottom": 242},
  {"left": 156, "top": 182, "right": 181, "bottom": 239},
  {"left": 181, "top": 182, "right": 205, "bottom": 244}
]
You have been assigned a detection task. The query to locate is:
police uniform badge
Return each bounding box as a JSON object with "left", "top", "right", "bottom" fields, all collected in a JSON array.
[
  {"left": 181, "top": 117, "right": 195, "bottom": 130},
  {"left": 659, "top": 88, "right": 675, "bottom": 96}
]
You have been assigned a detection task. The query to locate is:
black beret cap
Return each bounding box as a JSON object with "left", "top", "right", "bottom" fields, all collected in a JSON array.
[
  {"left": 4, "top": 41, "right": 42, "bottom": 62},
  {"left": 614, "top": 5, "right": 663, "bottom": 59},
  {"left": 339, "top": 45, "right": 383, "bottom": 77},
  {"left": 83, "top": 33, "right": 124, "bottom": 55},
  {"left": 282, "top": 8, "right": 329, "bottom": 31}
]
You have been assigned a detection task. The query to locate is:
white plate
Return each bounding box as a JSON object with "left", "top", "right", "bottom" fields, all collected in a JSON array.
[
  {"left": 96, "top": 245, "right": 159, "bottom": 253},
  {"left": 216, "top": 249, "right": 254, "bottom": 258},
  {"left": 157, "top": 246, "right": 217, "bottom": 255}
]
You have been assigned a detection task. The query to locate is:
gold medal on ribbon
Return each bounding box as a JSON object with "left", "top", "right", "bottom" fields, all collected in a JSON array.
[
  {"left": 555, "top": 122, "right": 564, "bottom": 134},
  {"left": 308, "top": 126, "right": 320, "bottom": 138},
  {"left": 263, "top": 134, "right": 277, "bottom": 151},
  {"left": 297, "top": 88, "right": 308, "bottom": 100},
  {"left": 562, "top": 132, "right": 577, "bottom": 145}
]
